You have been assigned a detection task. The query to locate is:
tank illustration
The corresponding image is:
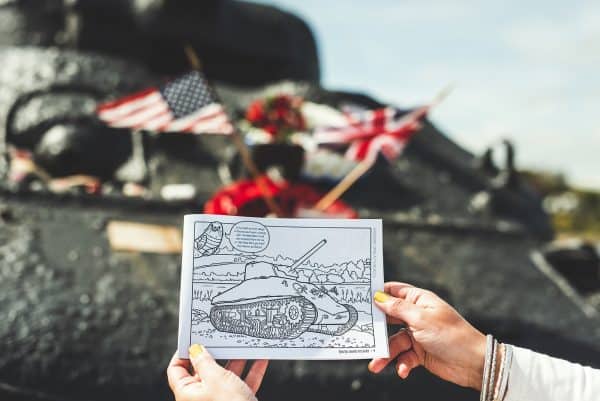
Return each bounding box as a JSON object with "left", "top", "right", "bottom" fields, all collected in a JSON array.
[{"left": 209, "top": 240, "right": 359, "bottom": 339}]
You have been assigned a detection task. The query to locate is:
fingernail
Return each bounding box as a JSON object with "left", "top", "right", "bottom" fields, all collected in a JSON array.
[
  {"left": 189, "top": 344, "right": 204, "bottom": 358},
  {"left": 374, "top": 291, "right": 390, "bottom": 302}
]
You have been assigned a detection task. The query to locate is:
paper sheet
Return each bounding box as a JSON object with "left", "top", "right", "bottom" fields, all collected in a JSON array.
[{"left": 177, "top": 214, "right": 389, "bottom": 360}]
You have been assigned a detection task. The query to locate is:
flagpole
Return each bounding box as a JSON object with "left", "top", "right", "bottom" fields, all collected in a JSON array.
[
  {"left": 184, "top": 44, "right": 202, "bottom": 71},
  {"left": 313, "top": 158, "right": 375, "bottom": 212},
  {"left": 313, "top": 85, "right": 453, "bottom": 213},
  {"left": 183, "top": 45, "right": 283, "bottom": 217},
  {"left": 229, "top": 132, "right": 284, "bottom": 216}
]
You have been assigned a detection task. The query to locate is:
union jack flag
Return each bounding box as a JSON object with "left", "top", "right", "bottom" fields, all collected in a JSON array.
[
  {"left": 96, "top": 71, "right": 233, "bottom": 135},
  {"left": 314, "top": 105, "right": 428, "bottom": 162}
]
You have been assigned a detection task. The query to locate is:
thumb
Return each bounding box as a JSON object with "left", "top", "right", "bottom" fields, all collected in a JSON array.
[
  {"left": 189, "top": 344, "right": 223, "bottom": 379},
  {"left": 374, "top": 291, "right": 420, "bottom": 326}
]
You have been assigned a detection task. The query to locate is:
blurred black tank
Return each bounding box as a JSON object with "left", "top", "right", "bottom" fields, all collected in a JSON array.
[{"left": 0, "top": 0, "right": 320, "bottom": 85}]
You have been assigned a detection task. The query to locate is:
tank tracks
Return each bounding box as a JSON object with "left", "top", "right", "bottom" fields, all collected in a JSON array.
[
  {"left": 210, "top": 296, "right": 317, "bottom": 339},
  {"left": 306, "top": 304, "right": 358, "bottom": 336}
]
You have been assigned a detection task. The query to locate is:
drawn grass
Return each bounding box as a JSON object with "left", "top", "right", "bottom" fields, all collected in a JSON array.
[
  {"left": 192, "top": 288, "right": 215, "bottom": 301},
  {"left": 336, "top": 286, "right": 372, "bottom": 304}
]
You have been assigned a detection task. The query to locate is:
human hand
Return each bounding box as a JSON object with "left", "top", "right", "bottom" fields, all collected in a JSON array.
[
  {"left": 167, "top": 344, "right": 269, "bottom": 401},
  {"left": 369, "top": 282, "right": 486, "bottom": 390}
]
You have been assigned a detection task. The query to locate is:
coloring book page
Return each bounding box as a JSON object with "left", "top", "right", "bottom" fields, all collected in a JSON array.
[{"left": 177, "top": 214, "right": 388, "bottom": 360}]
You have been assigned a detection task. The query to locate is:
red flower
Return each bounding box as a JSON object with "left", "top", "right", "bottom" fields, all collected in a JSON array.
[
  {"left": 204, "top": 177, "right": 357, "bottom": 218},
  {"left": 246, "top": 100, "right": 265, "bottom": 123},
  {"left": 273, "top": 95, "right": 291, "bottom": 108},
  {"left": 262, "top": 124, "right": 278, "bottom": 136},
  {"left": 245, "top": 94, "right": 306, "bottom": 142},
  {"left": 275, "top": 106, "right": 288, "bottom": 119}
]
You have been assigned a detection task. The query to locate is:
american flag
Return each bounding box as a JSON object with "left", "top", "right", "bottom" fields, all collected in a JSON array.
[
  {"left": 96, "top": 71, "right": 233, "bottom": 135},
  {"left": 314, "top": 106, "right": 428, "bottom": 163}
]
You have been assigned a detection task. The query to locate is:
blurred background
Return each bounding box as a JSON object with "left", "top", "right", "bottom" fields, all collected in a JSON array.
[
  {"left": 258, "top": 0, "right": 600, "bottom": 240},
  {"left": 0, "top": 1, "right": 598, "bottom": 401}
]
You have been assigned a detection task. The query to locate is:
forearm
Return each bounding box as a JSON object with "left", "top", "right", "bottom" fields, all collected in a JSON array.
[{"left": 503, "top": 345, "right": 600, "bottom": 401}]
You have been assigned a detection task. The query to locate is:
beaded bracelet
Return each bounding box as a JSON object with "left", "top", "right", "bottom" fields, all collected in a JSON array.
[
  {"left": 480, "top": 340, "right": 513, "bottom": 401},
  {"left": 487, "top": 338, "right": 498, "bottom": 401},
  {"left": 492, "top": 344, "right": 505, "bottom": 399},
  {"left": 480, "top": 334, "right": 494, "bottom": 401},
  {"left": 496, "top": 344, "right": 513, "bottom": 401}
]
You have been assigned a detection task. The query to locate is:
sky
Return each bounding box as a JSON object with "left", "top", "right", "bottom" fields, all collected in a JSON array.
[{"left": 254, "top": 0, "right": 600, "bottom": 190}]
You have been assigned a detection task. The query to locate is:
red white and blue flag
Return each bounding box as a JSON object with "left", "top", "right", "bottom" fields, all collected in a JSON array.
[
  {"left": 96, "top": 71, "right": 233, "bottom": 135},
  {"left": 314, "top": 105, "right": 429, "bottom": 163}
]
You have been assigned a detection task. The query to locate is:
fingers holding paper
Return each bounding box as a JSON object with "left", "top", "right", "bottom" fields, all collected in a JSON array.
[
  {"left": 223, "top": 359, "right": 269, "bottom": 393},
  {"left": 225, "top": 360, "right": 247, "bottom": 377},
  {"left": 167, "top": 353, "right": 204, "bottom": 400},
  {"left": 167, "top": 346, "right": 269, "bottom": 401},
  {"left": 244, "top": 359, "right": 269, "bottom": 394},
  {"left": 369, "top": 282, "right": 487, "bottom": 390},
  {"left": 368, "top": 328, "right": 414, "bottom": 373}
]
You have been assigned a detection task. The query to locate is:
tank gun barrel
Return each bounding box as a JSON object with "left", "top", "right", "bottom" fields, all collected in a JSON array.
[{"left": 289, "top": 239, "right": 327, "bottom": 271}]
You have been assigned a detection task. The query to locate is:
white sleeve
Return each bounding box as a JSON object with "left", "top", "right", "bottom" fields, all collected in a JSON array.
[{"left": 504, "top": 345, "right": 600, "bottom": 401}]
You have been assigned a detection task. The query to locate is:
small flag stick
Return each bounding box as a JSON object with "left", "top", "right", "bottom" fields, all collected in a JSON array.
[
  {"left": 313, "top": 158, "right": 375, "bottom": 212},
  {"left": 183, "top": 44, "right": 202, "bottom": 71},
  {"left": 183, "top": 45, "right": 283, "bottom": 217},
  {"left": 313, "top": 85, "right": 453, "bottom": 213},
  {"left": 430, "top": 83, "right": 453, "bottom": 108},
  {"left": 230, "top": 132, "right": 284, "bottom": 216}
]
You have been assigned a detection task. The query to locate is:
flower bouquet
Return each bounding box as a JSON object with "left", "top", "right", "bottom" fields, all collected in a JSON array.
[{"left": 239, "top": 94, "right": 307, "bottom": 180}]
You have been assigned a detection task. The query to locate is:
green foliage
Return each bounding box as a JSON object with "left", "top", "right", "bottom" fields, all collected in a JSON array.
[
  {"left": 521, "top": 170, "right": 569, "bottom": 195},
  {"left": 523, "top": 170, "right": 600, "bottom": 240},
  {"left": 552, "top": 190, "right": 600, "bottom": 240}
]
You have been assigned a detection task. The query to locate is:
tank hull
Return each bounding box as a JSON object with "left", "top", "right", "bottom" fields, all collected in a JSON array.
[{"left": 211, "top": 276, "right": 350, "bottom": 324}]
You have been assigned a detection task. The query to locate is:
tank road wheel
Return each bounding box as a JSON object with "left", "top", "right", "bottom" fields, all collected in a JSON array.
[
  {"left": 209, "top": 296, "right": 317, "bottom": 339},
  {"left": 284, "top": 300, "right": 304, "bottom": 324}
]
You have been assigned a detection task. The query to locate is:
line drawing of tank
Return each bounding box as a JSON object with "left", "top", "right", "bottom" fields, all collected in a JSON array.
[{"left": 209, "top": 239, "right": 359, "bottom": 339}]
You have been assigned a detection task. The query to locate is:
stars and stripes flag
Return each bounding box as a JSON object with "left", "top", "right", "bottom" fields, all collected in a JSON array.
[
  {"left": 313, "top": 105, "right": 429, "bottom": 163},
  {"left": 96, "top": 71, "right": 233, "bottom": 135}
]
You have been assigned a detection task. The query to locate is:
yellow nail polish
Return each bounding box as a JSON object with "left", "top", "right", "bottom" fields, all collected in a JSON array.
[
  {"left": 374, "top": 291, "right": 390, "bottom": 302},
  {"left": 189, "top": 344, "right": 204, "bottom": 358}
]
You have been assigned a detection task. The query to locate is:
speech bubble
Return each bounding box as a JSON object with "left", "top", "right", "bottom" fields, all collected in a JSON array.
[{"left": 228, "top": 221, "right": 270, "bottom": 253}]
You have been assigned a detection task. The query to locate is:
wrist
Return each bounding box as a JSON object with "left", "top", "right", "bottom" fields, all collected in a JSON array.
[
  {"left": 468, "top": 335, "right": 505, "bottom": 396},
  {"left": 466, "top": 332, "right": 487, "bottom": 390}
]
